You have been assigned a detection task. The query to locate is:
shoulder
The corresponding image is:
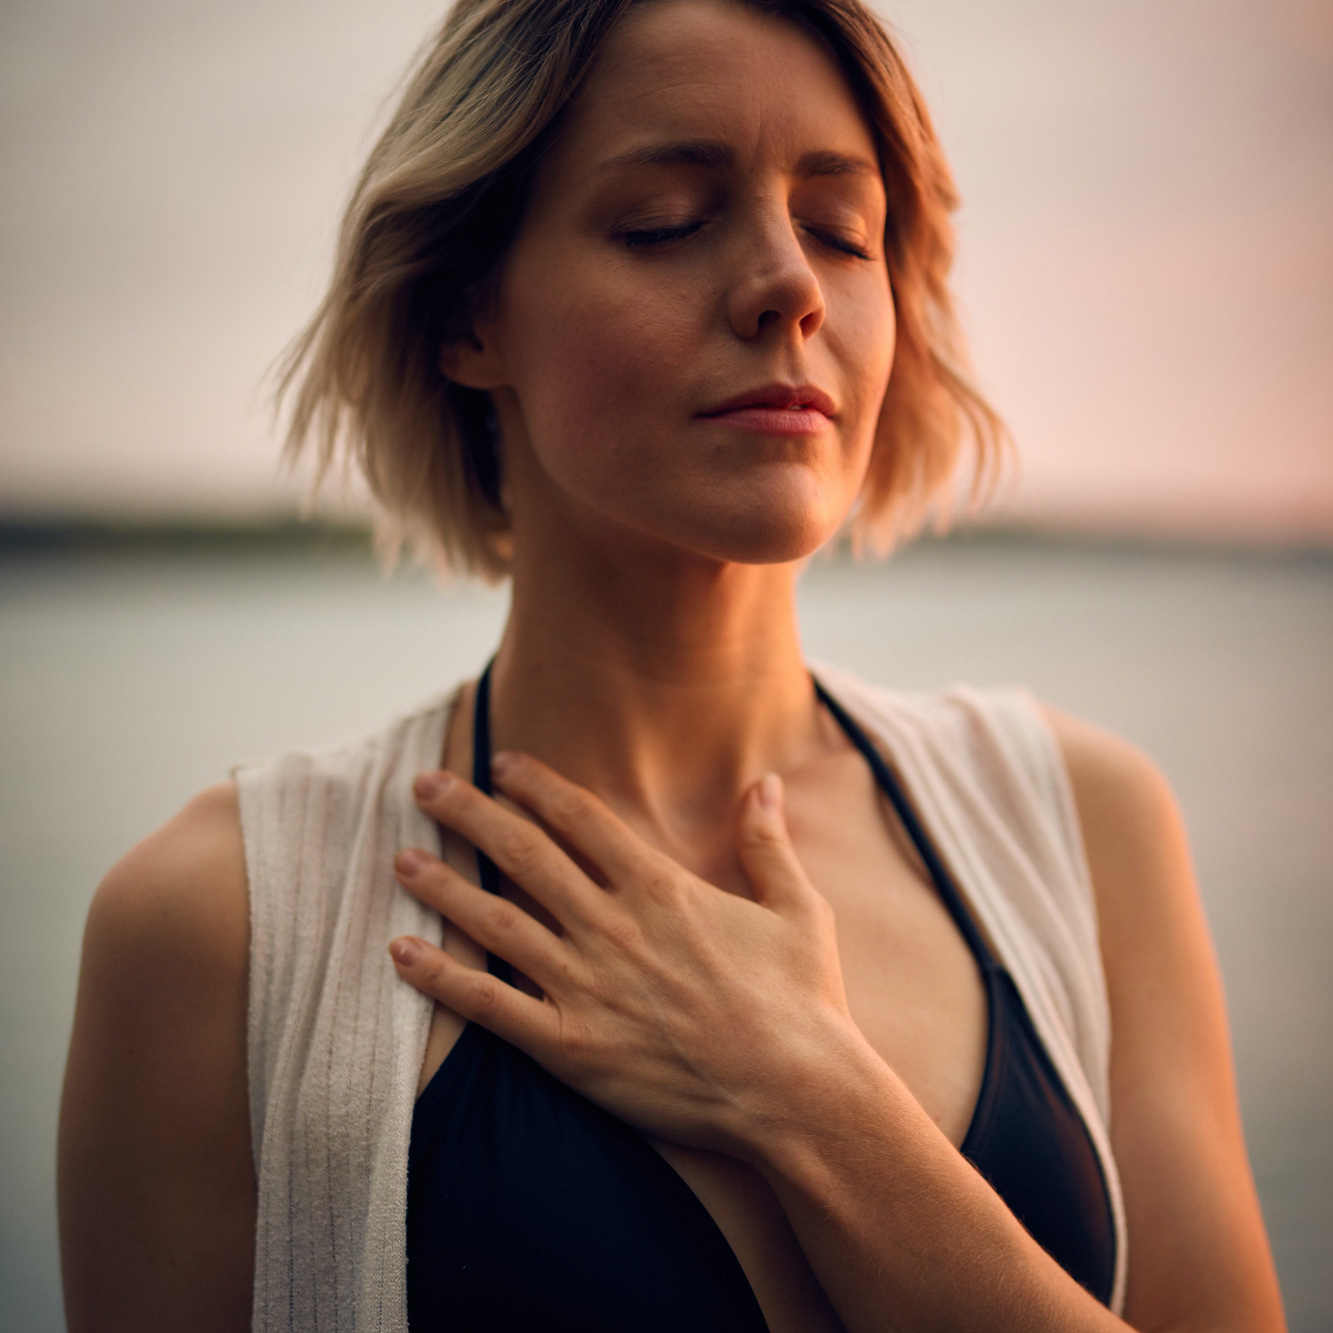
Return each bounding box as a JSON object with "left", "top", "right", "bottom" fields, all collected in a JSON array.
[
  {"left": 1033, "top": 704, "right": 1220, "bottom": 1079},
  {"left": 86, "top": 780, "right": 249, "bottom": 992},
  {"left": 1035, "top": 705, "right": 1194, "bottom": 952},
  {"left": 71, "top": 781, "right": 251, "bottom": 1130},
  {"left": 1037, "top": 705, "right": 1182, "bottom": 854}
]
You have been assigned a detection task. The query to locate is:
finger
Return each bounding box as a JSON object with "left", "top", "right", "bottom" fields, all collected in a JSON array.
[
  {"left": 389, "top": 934, "right": 559, "bottom": 1052},
  {"left": 489, "top": 752, "right": 655, "bottom": 886},
  {"left": 394, "top": 848, "right": 569, "bottom": 988},
  {"left": 413, "top": 771, "right": 597, "bottom": 927},
  {"left": 734, "top": 774, "right": 817, "bottom": 912}
]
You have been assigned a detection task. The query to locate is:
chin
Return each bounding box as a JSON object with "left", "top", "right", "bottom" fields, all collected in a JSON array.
[
  {"left": 559, "top": 459, "right": 857, "bottom": 568},
  {"left": 674, "top": 490, "right": 846, "bottom": 567}
]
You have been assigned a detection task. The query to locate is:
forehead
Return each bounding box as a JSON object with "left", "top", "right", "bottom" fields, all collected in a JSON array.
[{"left": 543, "top": 0, "right": 880, "bottom": 180}]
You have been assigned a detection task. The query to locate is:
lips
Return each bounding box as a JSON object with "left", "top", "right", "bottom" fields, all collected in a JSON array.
[
  {"left": 699, "top": 382, "right": 837, "bottom": 419},
  {"left": 696, "top": 382, "right": 837, "bottom": 436}
]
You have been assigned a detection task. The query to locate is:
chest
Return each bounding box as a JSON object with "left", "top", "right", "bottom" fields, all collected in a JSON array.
[
  {"left": 417, "top": 750, "right": 990, "bottom": 1333},
  {"left": 784, "top": 753, "right": 989, "bottom": 1143}
]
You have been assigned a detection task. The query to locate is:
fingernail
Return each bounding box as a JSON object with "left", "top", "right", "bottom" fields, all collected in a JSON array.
[
  {"left": 491, "top": 750, "right": 516, "bottom": 779},
  {"left": 395, "top": 848, "right": 427, "bottom": 877},
  {"left": 414, "top": 771, "right": 453, "bottom": 801},
  {"left": 390, "top": 937, "right": 421, "bottom": 966},
  {"left": 759, "top": 772, "right": 783, "bottom": 813}
]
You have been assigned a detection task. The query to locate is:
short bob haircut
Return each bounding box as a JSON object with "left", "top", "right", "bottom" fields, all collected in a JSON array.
[{"left": 279, "top": 0, "right": 1006, "bottom": 579}]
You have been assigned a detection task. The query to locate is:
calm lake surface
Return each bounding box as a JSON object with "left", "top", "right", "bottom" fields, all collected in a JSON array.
[{"left": 2, "top": 536, "right": 1330, "bottom": 1330}]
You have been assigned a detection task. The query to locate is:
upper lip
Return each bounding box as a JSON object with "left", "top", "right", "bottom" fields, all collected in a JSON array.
[{"left": 699, "top": 382, "right": 838, "bottom": 418}]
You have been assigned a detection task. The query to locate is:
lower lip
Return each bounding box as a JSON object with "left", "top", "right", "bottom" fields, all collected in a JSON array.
[{"left": 699, "top": 406, "right": 832, "bottom": 435}]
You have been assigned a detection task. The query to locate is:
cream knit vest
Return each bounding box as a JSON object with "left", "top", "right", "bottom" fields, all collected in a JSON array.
[{"left": 236, "top": 664, "right": 1128, "bottom": 1329}]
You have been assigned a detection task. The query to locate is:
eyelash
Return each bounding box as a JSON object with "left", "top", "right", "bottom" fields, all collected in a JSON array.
[
  {"left": 616, "top": 221, "right": 873, "bottom": 261},
  {"left": 618, "top": 222, "right": 704, "bottom": 247}
]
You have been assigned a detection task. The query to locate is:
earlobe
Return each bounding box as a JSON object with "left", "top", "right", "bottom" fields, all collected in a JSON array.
[{"left": 439, "top": 328, "right": 509, "bottom": 390}]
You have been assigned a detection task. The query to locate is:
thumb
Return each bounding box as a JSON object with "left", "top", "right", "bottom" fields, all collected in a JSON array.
[{"left": 734, "top": 774, "right": 813, "bottom": 911}]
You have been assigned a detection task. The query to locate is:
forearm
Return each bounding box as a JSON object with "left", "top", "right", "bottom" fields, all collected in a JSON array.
[{"left": 743, "top": 1024, "right": 1125, "bottom": 1333}]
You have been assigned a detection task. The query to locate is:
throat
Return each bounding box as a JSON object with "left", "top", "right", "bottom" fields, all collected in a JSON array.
[{"left": 481, "top": 634, "right": 832, "bottom": 859}]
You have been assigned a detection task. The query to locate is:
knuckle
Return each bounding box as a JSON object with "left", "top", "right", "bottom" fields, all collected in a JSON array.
[
  {"left": 743, "top": 820, "right": 783, "bottom": 849},
  {"left": 549, "top": 787, "right": 592, "bottom": 829},
  {"left": 414, "top": 862, "right": 452, "bottom": 905},
  {"left": 642, "top": 865, "right": 685, "bottom": 904},
  {"left": 464, "top": 972, "right": 499, "bottom": 1018},
  {"left": 603, "top": 912, "right": 645, "bottom": 954},
  {"left": 634, "top": 856, "right": 672, "bottom": 894},
  {"left": 811, "top": 890, "right": 836, "bottom": 923},
  {"left": 500, "top": 751, "right": 533, "bottom": 776},
  {"left": 431, "top": 776, "right": 468, "bottom": 811},
  {"left": 495, "top": 825, "right": 538, "bottom": 874},
  {"left": 557, "top": 1017, "right": 596, "bottom": 1061},
  {"left": 805, "top": 890, "right": 837, "bottom": 932},
  {"left": 480, "top": 898, "right": 520, "bottom": 941},
  {"left": 421, "top": 949, "right": 453, "bottom": 991}
]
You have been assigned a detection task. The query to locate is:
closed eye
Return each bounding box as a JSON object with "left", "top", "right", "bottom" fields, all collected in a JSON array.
[
  {"left": 616, "top": 221, "right": 705, "bottom": 247},
  {"left": 804, "top": 227, "right": 875, "bottom": 261},
  {"left": 614, "top": 220, "right": 874, "bottom": 260}
]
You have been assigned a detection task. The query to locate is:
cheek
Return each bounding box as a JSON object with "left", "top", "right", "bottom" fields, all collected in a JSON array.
[
  {"left": 831, "top": 274, "right": 896, "bottom": 448},
  {"left": 500, "top": 256, "right": 702, "bottom": 497}
]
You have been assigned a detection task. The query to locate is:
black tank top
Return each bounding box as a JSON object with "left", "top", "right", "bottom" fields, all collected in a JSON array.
[{"left": 406, "top": 666, "right": 1116, "bottom": 1328}]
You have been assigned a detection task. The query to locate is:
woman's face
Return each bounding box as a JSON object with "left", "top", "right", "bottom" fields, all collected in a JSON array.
[{"left": 458, "top": 0, "right": 895, "bottom": 567}]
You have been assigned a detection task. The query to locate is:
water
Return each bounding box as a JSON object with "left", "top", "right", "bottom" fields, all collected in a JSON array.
[{"left": 2, "top": 536, "right": 1329, "bottom": 1330}]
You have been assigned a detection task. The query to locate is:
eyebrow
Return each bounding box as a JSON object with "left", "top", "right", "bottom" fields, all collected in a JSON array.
[{"left": 593, "top": 139, "right": 879, "bottom": 180}]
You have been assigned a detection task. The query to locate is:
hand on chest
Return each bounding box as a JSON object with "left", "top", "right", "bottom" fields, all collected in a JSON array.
[{"left": 427, "top": 740, "right": 990, "bottom": 1149}]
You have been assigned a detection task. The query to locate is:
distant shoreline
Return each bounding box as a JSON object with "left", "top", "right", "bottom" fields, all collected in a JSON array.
[
  {"left": 0, "top": 515, "right": 375, "bottom": 557},
  {"left": 0, "top": 514, "right": 1328, "bottom": 564}
]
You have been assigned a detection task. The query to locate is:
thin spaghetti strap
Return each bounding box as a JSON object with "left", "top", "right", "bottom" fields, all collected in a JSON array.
[
  {"left": 812, "top": 676, "right": 998, "bottom": 972},
  {"left": 471, "top": 657, "right": 512, "bottom": 983}
]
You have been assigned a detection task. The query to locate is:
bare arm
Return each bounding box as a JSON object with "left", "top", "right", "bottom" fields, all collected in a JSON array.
[
  {"left": 1044, "top": 707, "right": 1285, "bottom": 1331},
  {"left": 58, "top": 782, "right": 255, "bottom": 1333}
]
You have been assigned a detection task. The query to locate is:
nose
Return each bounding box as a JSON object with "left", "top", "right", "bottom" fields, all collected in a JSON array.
[{"left": 725, "top": 204, "right": 826, "bottom": 344}]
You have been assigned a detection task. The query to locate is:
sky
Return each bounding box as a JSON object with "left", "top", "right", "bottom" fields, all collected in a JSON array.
[{"left": 1, "top": 0, "right": 1330, "bottom": 542}]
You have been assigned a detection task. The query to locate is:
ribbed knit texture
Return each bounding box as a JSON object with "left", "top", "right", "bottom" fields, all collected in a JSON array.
[
  {"left": 237, "top": 668, "right": 1127, "bottom": 1329},
  {"left": 237, "top": 692, "right": 453, "bottom": 1332}
]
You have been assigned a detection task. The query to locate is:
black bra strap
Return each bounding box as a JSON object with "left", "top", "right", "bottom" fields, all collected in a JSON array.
[
  {"left": 812, "top": 677, "right": 997, "bottom": 972},
  {"left": 471, "top": 658, "right": 512, "bottom": 983}
]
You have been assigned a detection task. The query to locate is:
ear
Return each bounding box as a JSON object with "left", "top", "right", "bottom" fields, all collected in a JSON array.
[{"left": 439, "top": 325, "right": 509, "bottom": 391}]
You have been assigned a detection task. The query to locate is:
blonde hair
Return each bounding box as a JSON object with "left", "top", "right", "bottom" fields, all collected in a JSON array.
[{"left": 279, "top": 0, "right": 1007, "bottom": 578}]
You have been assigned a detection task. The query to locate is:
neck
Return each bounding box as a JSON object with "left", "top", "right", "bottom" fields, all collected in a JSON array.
[{"left": 487, "top": 529, "right": 826, "bottom": 866}]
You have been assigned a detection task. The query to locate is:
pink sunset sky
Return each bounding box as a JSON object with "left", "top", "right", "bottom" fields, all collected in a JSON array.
[{"left": 1, "top": 0, "right": 1330, "bottom": 543}]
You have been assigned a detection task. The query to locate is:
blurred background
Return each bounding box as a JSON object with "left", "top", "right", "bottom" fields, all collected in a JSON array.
[{"left": 2, "top": 0, "right": 1330, "bottom": 1328}]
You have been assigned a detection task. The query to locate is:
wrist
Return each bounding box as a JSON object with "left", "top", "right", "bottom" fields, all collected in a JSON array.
[{"left": 729, "top": 1014, "right": 909, "bottom": 1184}]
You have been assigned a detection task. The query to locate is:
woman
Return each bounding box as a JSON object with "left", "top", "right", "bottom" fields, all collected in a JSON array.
[{"left": 57, "top": 0, "right": 1286, "bottom": 1329}]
